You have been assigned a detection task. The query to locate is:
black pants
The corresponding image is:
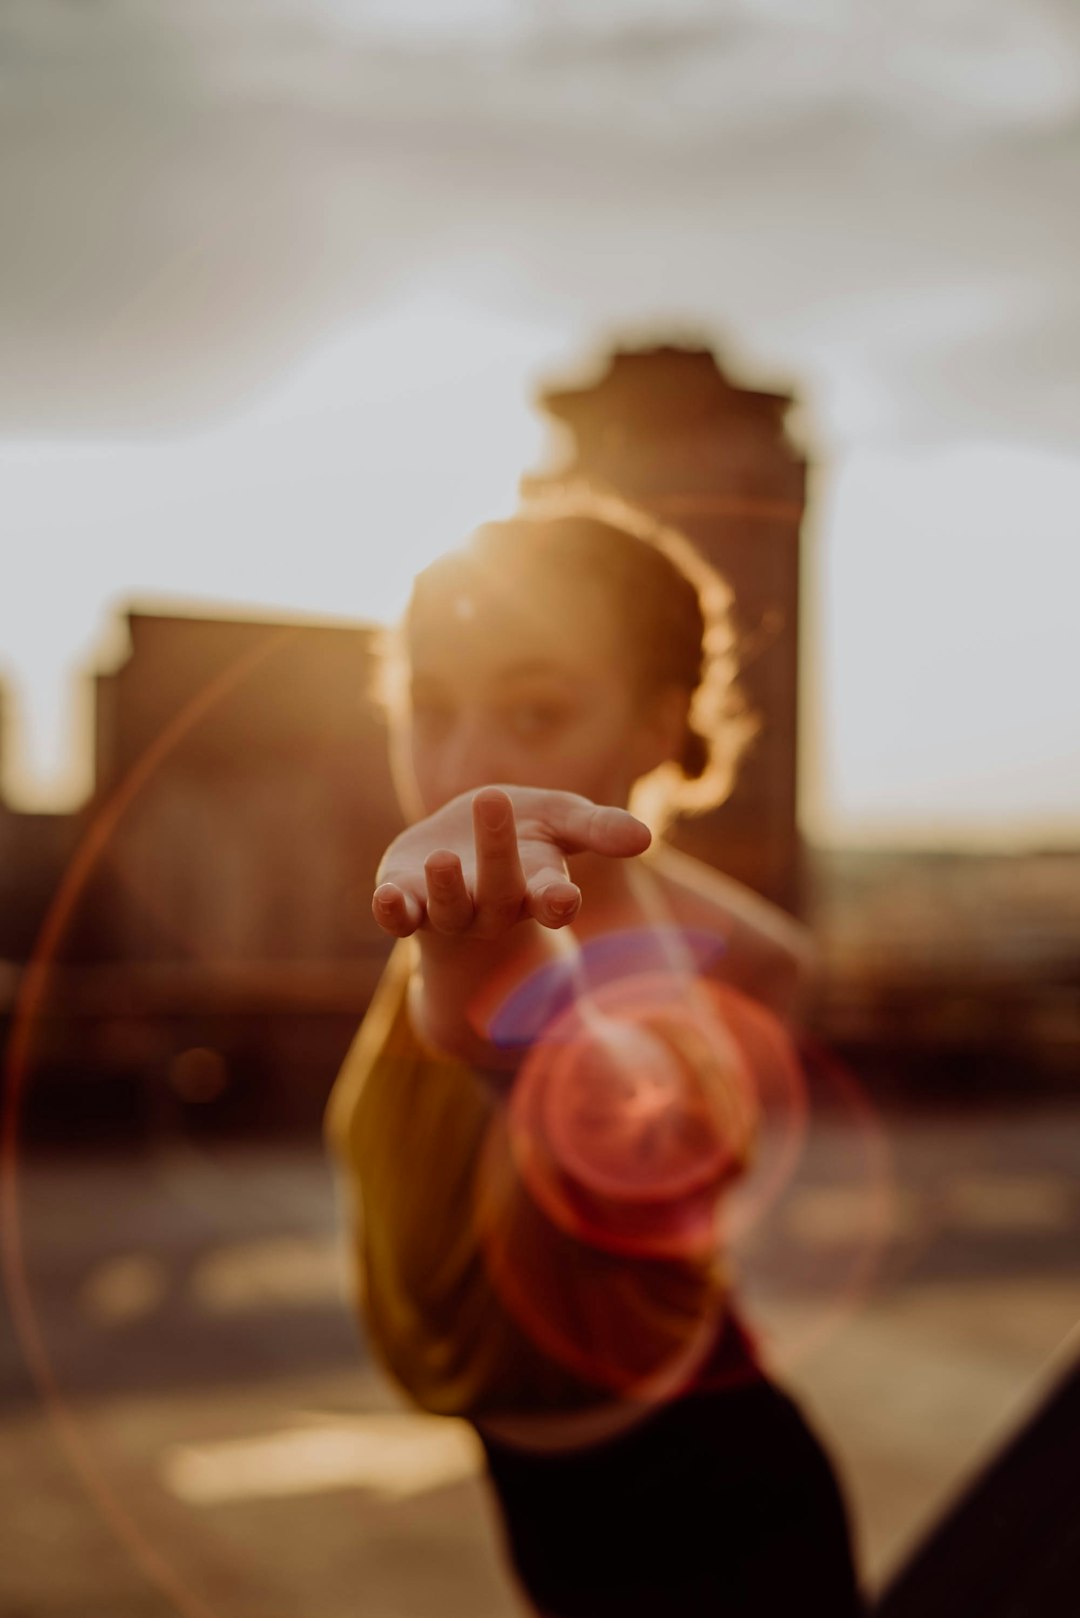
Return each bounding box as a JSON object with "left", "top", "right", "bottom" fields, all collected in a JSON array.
[{"left": 479, "top": 1377, "right": 863, "bottom": 1617}]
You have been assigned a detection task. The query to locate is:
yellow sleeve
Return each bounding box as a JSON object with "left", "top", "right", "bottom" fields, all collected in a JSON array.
[{"left": 324, "top": 941, "right": 736, "bottom": 1423}]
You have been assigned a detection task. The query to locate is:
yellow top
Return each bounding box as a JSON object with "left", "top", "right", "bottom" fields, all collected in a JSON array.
[{"left": 324, "top": 939, "right": 744, "bottom": 1425}]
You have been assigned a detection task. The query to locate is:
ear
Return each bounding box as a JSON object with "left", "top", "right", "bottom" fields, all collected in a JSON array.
[{"left": 631, "top": 683, "right": 691, "bottom": 778}]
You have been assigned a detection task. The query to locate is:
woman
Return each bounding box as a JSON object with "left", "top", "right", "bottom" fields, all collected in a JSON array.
[{"left": 325, "top": 502, "right": 862, "bottom": 1616}]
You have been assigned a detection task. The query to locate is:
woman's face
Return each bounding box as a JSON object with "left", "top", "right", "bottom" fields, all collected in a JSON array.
[{"left": 390, "top": 562, "right": 680, "bottom": 822}]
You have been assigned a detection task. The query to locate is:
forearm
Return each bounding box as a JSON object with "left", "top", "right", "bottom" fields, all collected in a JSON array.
[{"left": 408, "top": 922, "right": 565, "bottom": 1075}]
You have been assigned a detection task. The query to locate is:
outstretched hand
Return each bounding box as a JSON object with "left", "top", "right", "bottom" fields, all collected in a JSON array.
[{"left": 373, "top": 785, "right": 651, "bottom": 940}]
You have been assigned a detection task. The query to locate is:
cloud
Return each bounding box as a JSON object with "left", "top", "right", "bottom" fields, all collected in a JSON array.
[{"left": 0, "top": 0, "right": 1077, "bottom": 442}]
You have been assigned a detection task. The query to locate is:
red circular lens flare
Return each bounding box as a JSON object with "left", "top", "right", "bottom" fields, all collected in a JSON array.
[
  {"left": 473, "top": 967, "right": 819, "bottom": 1406},
  {"left": 540, "top": 1015, "right": 743, "bottom": 1204},
  {"left": 473, "top": 1116, "right": 732, "bottom": 1409},
  {"left": 501, "top": 972, "right": 806, "bottom": 1263}
]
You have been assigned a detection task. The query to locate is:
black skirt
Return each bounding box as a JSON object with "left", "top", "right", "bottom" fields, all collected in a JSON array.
[{"left": 478, "top": 1372, "right": 863, "bottom": 1618}]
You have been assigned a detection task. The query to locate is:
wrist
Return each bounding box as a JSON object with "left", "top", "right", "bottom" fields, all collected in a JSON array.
[{"left": 410, "top": 921, "right": 564, "bottom": 1071}]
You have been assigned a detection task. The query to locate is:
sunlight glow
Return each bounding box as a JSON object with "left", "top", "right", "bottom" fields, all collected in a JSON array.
[
  {"left": 162, "top": 1414, "right": 482, "bottom": 1504},
  {"left": 189, "top": 1236, "right": 343, "bottom": 1314},
  {"left": 804, "top": 441, "right": 1080, "bottom": 848},
  {"left": 80, "top": 1254, "right": 170, "bottom": 1326},
  {"left": 0, "top": 289, "right": 555, "bottom": 811}
]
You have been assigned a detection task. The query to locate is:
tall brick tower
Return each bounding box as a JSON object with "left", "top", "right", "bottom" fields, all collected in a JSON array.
[{"left": 521, "top": 343, "right": 807, "bottom": 914}]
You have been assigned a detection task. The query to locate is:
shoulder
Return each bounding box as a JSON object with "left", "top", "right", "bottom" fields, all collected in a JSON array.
[
  {"left": 643, "top": 842, "right": 810, "bottom": 953},
  {"left": 642, "top": 842, "right": 816, "bottom": 1021}
]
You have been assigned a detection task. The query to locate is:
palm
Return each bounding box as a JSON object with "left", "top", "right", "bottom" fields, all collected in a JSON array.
[{"left": 373, "top": 784, "right": 651, "bottom": 940}]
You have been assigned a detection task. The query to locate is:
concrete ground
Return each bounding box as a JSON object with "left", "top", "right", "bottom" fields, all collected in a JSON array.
[{"left": 1, "top": 1100, "right": 1078, "bottom": 1618}]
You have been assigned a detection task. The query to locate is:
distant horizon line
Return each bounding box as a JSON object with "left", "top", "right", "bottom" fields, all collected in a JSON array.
[
  {"left": 2, "top": 775, "right": 1076, "bottom": 860},
  {"left": 2, "top": 595, "right": 1077, "bottom": 858}
]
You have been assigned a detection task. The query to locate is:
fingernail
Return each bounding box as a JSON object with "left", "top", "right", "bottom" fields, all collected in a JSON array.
[
  {"left": 549, "top": 894, "right": 578, "bottom": 919},
  {"left": 477, "top": 794, "right": 508, "bottom": 829}
]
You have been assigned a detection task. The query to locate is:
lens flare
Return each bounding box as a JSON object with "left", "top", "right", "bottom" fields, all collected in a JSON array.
[{"left": 471, "top": 932, "right": 895, "bottom": 1421}]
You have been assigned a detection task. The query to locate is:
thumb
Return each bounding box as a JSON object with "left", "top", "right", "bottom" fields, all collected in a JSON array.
[{"left": 524, "top": 866, "right": 582, "bottom": 928}]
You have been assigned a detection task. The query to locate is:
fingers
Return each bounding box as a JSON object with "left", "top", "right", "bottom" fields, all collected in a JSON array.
[
  {"left": 474, "top": 788, "right": 581, "bottom": 929},
  {"left": 423, "top": 849, "right": 475, "bottom": 934},
  {"left": 372, "top": 882, "right": 425, "bottom": 937},
  {"left": 373, "top": 788, "right": 649, "bottom": 943},
  {"left": 525, "top": 875, "right": 581, "bottom": 929},
  {"left": 472, "top": 788, "right": 527, "bottom": 933},
  {"left": 543, "top": 796, "right": 652, "bottom": 859}
]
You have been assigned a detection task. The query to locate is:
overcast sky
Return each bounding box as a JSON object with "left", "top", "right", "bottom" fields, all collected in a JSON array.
[{"left": 2, "top": 0, "right": 1079, "bottom": 844}]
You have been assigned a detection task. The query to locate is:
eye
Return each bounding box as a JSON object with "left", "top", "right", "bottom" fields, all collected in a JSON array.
[
  {"left": 411, "top": 698, "right": 453, "bottom": 732},
  {"left": 507, "top": 702, "right": 567, "bottom": 738}
]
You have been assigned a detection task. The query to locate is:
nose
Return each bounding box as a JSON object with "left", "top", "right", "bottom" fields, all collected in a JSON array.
[{"left": 431, "top": 711, "right": 507, "bottom": 806}]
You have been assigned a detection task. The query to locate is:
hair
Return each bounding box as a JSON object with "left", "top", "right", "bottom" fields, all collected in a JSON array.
[{"left": 373, "top": 492, "right": 759, "bottom": 836}]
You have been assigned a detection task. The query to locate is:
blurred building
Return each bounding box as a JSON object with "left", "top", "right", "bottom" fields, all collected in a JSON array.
[
  {"left": 808, "top": 847, "right": 1080, "bottom": 1094},
  {"left": 1, "top": 612, "right": 401, "bottom": 1141},
  {"left": 523, "top": 343, "right": 805, "bottom": 913}
]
